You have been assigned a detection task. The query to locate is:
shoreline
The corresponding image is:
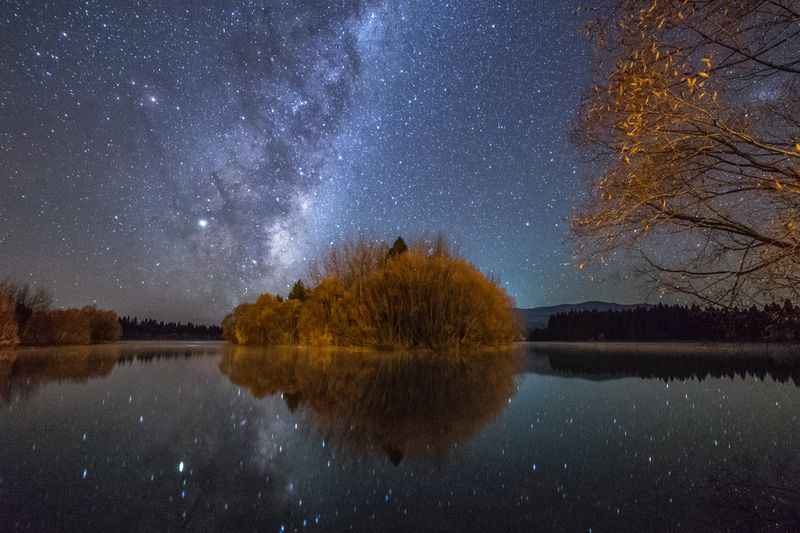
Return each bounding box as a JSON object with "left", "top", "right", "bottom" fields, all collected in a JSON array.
[
  {"left": 0, "top": 340, "right": 225, "bottom": 362},
  {"left": 4, "top": 340, "right": 800, "bottom": 364},
  {"left": 526, "top": 341, "right": 800, "bottom": 360}
]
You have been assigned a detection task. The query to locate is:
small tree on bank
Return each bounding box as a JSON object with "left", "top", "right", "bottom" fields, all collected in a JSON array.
[{"left": 0, "top": 290, "right": 19, "bottom": 347}]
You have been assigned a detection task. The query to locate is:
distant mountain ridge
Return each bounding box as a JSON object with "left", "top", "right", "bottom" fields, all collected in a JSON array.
[{"left": 514, "top": 301, "right": 649, "bottom": 331}]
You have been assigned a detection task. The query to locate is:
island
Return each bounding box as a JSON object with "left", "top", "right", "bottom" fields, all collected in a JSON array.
[{"left": 222, "top": 237, "right": 520, "bottom": 352}]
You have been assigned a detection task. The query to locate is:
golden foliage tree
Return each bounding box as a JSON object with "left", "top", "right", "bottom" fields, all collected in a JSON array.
[
  {"left": 224, "top": 236, "right": 519, "bottom": 351},
  {"left": 574, "top": 0, "right": 800, "bottom": 306},
  {"left": 0, "top": 290, "right": 19, "bottom": 347},
  {"left": 20, "top": 307, "right": 121, "bottom": 346},
  {"left": 81, "top": 306, "right": 123, "bottom": 343},
  {"left": 357, "top": 251, "right": 518, "bottom": 350},
  {"left": 0, "top": 281, "right": 120, "bottom": 346},
  {"left": 22, "top": 309, "right": 92, "bottom": 346},
  {"left": 297, "top": 277, "right": 369, "bottom": 346}
]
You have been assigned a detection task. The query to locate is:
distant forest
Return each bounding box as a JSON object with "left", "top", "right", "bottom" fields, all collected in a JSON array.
[
  {"left": 119, "top": 316, "right": 222, "bottom": 341},
  {"left": 530, "top": 302, "right": 800, "bottom": 342}
]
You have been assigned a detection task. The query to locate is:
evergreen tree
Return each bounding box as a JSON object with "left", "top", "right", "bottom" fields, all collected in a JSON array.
[
  {"left": 288, "top": 280, "right": 308, "bottom": 301},
  {"left": 387, "top": 236, "right": 408, "bottom": 259}
]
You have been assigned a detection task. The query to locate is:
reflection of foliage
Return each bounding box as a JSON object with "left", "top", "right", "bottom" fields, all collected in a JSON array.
[
  {"left": 223, "top": 236, "right": 519, "bottom": 351},
  {"left": 540, "top": 348, "right": 800, "bottom": 386},
  {"left": 0, "top": 344, "right": 219, "bottom": 404},
  {"left": 219, "top": 346, "right": 521, "bottom": 463},
  {"left": 0, "top": 345, "right": 120, "bottom": 403},
  {"left": 574, "top": 1, "right": 800, "bottom": 306}
]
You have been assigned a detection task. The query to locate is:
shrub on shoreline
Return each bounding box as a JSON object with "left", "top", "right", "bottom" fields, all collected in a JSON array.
[
  {"left": 21, "top": 306, "right": 122, "bottom": 346},
  {"left": 0, "top": 291, "right": 19, "bottom": 347},
  {"left": 0, "top": 281, "right": 121, "bottom": 346},
  {"left": 223, "top": 237, "right": 519, "bottom": 351}
]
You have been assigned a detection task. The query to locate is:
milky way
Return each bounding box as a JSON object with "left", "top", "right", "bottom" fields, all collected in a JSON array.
[{"left": 1, "top": 1, "right": 631, "bottom": 323}]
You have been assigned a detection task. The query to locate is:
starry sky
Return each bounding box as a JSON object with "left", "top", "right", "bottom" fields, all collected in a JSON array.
[{"left": 1, "top": 1, "right": 633, "bottom": 323}]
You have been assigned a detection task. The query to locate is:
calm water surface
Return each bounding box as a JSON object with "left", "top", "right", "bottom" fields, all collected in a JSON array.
[{"left": 1, "top": 342, "right": 799, "bottom": 532}]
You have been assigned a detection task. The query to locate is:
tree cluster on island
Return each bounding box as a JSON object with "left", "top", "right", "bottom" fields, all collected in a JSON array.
[
  {"left": 222, "top": 236, "right": 519, "bottom": 352},
  {"left": 0, "top": 280, "right": 121, "bottom": 347},
  {"left": 530, "top": 301, "right": 800, "bottom": 342},
  {"left": 119, "top": 316, "right": 222, "bottom": 340}
]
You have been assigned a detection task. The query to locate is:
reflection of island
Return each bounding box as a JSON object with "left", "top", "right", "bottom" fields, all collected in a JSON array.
[{"left": 220, "top": 347, "right": 521, "bottom": 463}]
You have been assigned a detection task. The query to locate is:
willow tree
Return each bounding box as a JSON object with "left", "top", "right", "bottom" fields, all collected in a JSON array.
[{"left": 574, "top": 0, "right": 800, "bottom": 306}]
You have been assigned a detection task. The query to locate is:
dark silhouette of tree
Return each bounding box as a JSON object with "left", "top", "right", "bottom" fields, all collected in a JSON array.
[
  {"left": 387, "top": 236, "right": 408, "bottom": 259},
  {"left": 288, "top": 280, "right": 307, "bottom": 301},
  {"left": 0, "top": 280, "right": 51, "bottom": 333}
]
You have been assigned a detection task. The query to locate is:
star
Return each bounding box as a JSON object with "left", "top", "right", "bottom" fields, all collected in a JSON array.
[{"left": 1, "top": 0, "right": 603, "bottom": 323}]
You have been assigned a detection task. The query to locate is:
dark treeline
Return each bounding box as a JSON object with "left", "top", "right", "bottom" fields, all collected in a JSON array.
[
  {"left": 530, "top": 302, "right": 800, "bottom": 342},
  {"left": 119, "top": 316, "right": 222, "bottom": 341}
]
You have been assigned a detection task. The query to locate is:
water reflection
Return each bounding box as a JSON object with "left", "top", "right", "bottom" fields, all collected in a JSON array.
[
  {"left": 1, "top": 342, "right": 799, "bottom": 531},
  {"left": 220, "top": 346, "right": 522, "bottom": 463},
  {"left": 0, "top": 343, "right": 220, "bottom": 404},
  {"left": 527, "top": 347, "right": 800, "bottom": 385}
]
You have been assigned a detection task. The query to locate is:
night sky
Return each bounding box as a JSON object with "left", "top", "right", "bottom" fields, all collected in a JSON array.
[{"left": 1, "top": 1, "right": 632, "bottom": 323}]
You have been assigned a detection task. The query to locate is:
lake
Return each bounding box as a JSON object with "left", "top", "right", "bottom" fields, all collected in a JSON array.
[{"left": 1, "top": 342, "right": 798, "bottom": 531}]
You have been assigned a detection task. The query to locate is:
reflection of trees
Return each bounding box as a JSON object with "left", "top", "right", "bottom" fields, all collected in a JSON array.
[
  {"left": 0, "top": 346, "right": 120, "bottom": 403},
  {"left": 538, "top": 350, "right": 800, "bottom": 387},
  {"left": 220, "top": 347, "right": 521, "bottom": 463},
  {"left": 0, "top": 344, "right": 219, "bottom": 404}
]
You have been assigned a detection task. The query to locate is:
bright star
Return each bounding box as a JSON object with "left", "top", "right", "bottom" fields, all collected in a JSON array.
[{"left": 198, "top": 219, "right": 208, "bottom": 228}]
